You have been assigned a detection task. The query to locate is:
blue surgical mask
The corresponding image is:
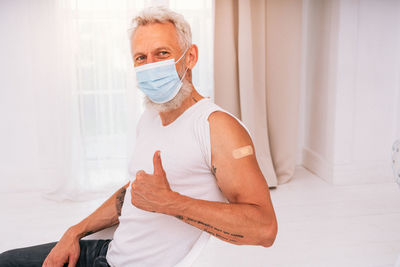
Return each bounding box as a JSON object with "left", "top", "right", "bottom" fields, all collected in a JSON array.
[{"left": 134, "top": 49, "right": 188, "bottom": 104}]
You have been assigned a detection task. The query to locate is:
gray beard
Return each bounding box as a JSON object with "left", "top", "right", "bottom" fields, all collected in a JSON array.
[{"left": 144, "top": 79, "right": 193, "bottom": 113}]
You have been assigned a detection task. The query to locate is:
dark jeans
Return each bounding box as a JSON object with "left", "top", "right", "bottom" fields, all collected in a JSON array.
[{"left": 0, "top": 239, "right": 111, "bottom": 267}]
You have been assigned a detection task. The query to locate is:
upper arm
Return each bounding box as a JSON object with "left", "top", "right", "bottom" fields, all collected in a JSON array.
[{"left": 208, "top": 111, "right": 271, "bottom": 207}]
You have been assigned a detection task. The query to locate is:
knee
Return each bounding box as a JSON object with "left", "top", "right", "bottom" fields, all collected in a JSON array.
[
  {"left": 0, "top": 242, "right": 55, "bottom": 267},
  {"left": 0, "top": 248, "right": 44, "bottom": 267}
]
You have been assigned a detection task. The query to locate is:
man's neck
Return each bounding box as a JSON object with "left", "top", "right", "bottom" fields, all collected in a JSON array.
[{"left": 159, "top": 89, "right": 203, "bottom": 126}]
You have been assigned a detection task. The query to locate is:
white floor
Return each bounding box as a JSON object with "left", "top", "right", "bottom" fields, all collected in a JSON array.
[{"left": 1, "top": 167, "right": 400, "bottom": 267}]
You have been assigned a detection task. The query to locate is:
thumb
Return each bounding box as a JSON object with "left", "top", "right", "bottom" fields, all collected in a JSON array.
[{"left": 153, "top": 150, "right": 165, "bottom": 175}]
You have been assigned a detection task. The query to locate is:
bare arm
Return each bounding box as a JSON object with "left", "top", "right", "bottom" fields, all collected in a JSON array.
[
  {"left": 43, "top": 183, "right": 129, "bottom": 267},
  {"left": 131, "top": 112, "right": 277, "bottom": 247},
  {"left": 70, "top": 183, "right": 129, "bottom": 238},
  {"left": 168, "top": 112, "right": 276, "bottom": 246},
  {"left": 170, "top": 197, "right": 275, "bottom": 246}
]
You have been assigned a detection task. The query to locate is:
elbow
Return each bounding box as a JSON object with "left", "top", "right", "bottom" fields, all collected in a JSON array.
[{"left": 258, "top": 217, "right": 278, "bottom": 247}]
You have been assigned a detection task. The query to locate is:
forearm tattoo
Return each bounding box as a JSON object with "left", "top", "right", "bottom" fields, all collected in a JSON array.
[
  {"left": 175, "top": 215, "right": 244, "bottom": 243},
  {"left": 116, "top": 187, "right": 127, "bottom": 216},
  {"left": 211, "top": 165, "right": 223, "bottom": 192},
  {"left": 211, "top": 165, "right": 217, "bottom": 177}
]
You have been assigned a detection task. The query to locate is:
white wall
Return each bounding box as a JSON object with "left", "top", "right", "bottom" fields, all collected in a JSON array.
[{"left": 300, "top": 0, "right": 400, "bottom": 184}]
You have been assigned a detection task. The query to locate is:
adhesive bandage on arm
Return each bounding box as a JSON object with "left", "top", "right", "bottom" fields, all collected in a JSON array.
[{"left": 232, "top": 145, "right": 254, "bottom": 159}]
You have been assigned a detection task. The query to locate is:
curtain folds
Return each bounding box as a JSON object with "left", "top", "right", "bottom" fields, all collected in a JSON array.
[
  {"left": 214, "top": 0, "right": 302, "bottom": 186},
  {"left": 38, "top": 0, "right": 213, "bottom": 200},
  {"left": 41, "top": 1, "right": 140, "bottom": 201}
]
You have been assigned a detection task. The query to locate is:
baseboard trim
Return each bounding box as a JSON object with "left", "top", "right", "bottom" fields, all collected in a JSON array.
[
  {"left": 302, "top": 147, "right": 333, "bottom": 183},
  {"left": 302, "top": 147, "right": 393, "bottom": 185}
]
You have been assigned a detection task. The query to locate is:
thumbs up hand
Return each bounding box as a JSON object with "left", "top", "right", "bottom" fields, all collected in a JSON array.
[{"left": 131, "top": 151, "right": 174, "bottom": 213}]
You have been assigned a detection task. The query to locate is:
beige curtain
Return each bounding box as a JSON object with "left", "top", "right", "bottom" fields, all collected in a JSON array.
[{"left": 214, "top": 0, "right": 302, "bottom": 186}]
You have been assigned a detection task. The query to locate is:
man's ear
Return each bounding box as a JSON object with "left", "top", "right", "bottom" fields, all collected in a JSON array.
[{"left": 185, "top": 44, "right": 199, "bottom": 70}]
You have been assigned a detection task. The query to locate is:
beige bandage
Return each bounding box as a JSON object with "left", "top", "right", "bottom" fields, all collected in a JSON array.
[{"left": 232, "top": 145, "right": 253, "bottom": 159}]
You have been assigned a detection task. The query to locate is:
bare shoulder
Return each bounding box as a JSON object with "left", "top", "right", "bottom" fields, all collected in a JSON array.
[
  {"left": 208, "top": 111, "right": 252, "bottom": 148},
  {"left": 207, "top": 112, "right": 268, "bottom": 204}
]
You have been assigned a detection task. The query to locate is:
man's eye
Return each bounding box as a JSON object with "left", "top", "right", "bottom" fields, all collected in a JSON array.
[
  {"left": 136, "top": 56, "right": 145, "bottom": 61},
  {"left": 159, "top": 51, "right": 169, "bottom": 56}
]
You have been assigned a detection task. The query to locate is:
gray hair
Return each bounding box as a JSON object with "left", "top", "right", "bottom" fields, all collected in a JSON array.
[{"left": 129, "top": 6, "right": 192, "bottom": 52}]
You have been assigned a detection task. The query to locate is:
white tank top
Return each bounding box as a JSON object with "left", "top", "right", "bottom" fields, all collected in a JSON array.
[{"left": 106, "top": 98, "right": 229, "bottom": 267}]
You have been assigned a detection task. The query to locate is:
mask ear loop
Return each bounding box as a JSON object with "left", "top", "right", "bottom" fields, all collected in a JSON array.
[
  {"left": 175, "top": 46, "right": 190, "bottom": 64},
  {"left": 175, "top": 46, "right": 190, "bottom": 80},
  {"left": 179, "top": 66, "right": 189, "bottom": 81}
]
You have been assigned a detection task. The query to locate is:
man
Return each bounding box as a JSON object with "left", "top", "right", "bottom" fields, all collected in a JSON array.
[{"left": 0, "top": 6, "right": 277, "bottom": 267}]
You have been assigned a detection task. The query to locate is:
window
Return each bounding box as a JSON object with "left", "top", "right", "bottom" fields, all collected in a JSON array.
[{"left": 55, "top": 0, "right": 213, "bottom": 192}]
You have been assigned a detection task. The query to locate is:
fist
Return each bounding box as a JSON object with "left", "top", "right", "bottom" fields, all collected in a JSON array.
[{"left": 131, "top": 151, "right": 173, "bottom": 213}]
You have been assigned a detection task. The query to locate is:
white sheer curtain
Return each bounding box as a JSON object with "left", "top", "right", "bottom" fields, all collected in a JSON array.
[
  {"left": 0, "top": 0, "right": 213, "bottom": 200},
  {"left": 0, "top": 0, "right": 212, "bottom": 200},
  {"left": 43, "top": 0, "right": 141, "bottom": 201}
]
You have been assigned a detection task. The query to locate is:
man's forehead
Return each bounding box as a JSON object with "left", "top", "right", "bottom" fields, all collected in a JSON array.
[{"left": 132, "top": 22, "right": 180, "bottom": 52}]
